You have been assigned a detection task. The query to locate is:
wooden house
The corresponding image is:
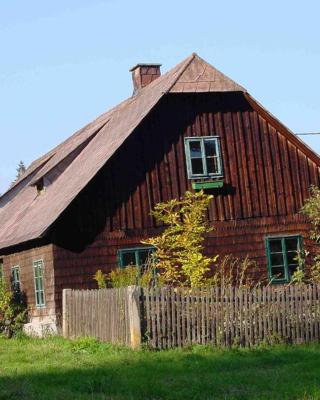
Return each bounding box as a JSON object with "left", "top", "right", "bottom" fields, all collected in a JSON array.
[{"left": 0, "top": 53, "right": 319, "bottom": 333}]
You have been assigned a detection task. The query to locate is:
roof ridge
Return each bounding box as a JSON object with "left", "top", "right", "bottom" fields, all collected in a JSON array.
[
  {"left": 164, "top": 53, "right": 196, "bottom": 94},
  {"left": 192, "top": 53, "right": 246, "bottom": 89},
  {"left": 169, "top": 53, "right": 246, "bottom": 93},
  {"left": 28, "top": 119, "right": 111, "bottom": 187}
]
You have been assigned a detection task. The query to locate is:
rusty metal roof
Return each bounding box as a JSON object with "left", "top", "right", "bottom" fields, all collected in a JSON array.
[{"left": 1, "top": 53, "right": 317, "bottom": 251}]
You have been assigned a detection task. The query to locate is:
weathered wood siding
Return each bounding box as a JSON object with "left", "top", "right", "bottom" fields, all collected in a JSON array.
[
  {"left": 0, "top": 244, "right": 56, "bottom": 320},
  {"left": 50, "top": 92, "right": 320, "bottom": 318},
  {"left": 51, "top": 93, "right": 320, "bottom": 244}
]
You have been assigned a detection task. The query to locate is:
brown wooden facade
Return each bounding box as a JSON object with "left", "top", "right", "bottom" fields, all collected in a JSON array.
[{"left": 1, "top": 57, "right": 320, "bottom": 329}]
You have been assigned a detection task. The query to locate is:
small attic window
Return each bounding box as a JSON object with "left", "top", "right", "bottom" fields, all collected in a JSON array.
[
  {"left": 36, "top": 178, "right": 45, "bottom": 194},
  {"left": 184, "top": 136, "right": 223, "bottom": 179}
]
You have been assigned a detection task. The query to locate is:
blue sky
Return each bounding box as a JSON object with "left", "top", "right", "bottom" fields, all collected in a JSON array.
[{"left": 0, "top": 1, "right": 319, "bottom": 193}]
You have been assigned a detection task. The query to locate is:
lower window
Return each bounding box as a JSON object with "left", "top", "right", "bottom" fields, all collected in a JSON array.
[
  {"left": 11, "top": 266, "right": 21, "bottom": 291},
  {"left": 118, "top": 247, "right": 155, "bottom": 270},
  {"left": 33, "top": 260, "right": 45, "bottom": 307},
  {"left": 266, "top": 236, "right": 303, "bottom": 283}
]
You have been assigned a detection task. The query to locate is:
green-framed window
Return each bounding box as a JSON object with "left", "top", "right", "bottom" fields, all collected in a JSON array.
[
  {"left": 11, "top": 266, "right": 20, "bottom": 291},
  {"left": 33, "top": 260, "right": 45, "bottom": 307},
  {"left": 118, "top": 247, "right": 155, "bottom": 270},
  {"left": 184, "top": 136, "right": 223, "bottom": 179},
  {"left": 266, "top": 236, "right": 303, "bottom": 283}
]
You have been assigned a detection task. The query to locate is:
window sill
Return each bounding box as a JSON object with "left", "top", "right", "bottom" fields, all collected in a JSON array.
[{"left": 192, "top": 180, "right": 224, "bottom": 190}]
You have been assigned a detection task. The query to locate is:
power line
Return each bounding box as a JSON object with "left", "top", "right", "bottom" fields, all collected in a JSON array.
[{"left": 295, "top": 133, "right": 320, "bottom": 136}]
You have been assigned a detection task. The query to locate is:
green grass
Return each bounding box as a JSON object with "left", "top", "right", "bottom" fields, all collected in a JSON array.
[{"left": 0, "top": 337, "right": 320, "bottom": 399}]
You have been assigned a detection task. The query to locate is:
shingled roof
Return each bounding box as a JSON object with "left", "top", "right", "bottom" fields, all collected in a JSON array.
[{"left": 0, "top": 53, "right": 319, "bottom": 251}]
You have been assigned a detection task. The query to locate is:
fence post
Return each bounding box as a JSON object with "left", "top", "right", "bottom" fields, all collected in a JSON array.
[
  {"left": 62, "top": 289, "right": 72, "bottom": 338},
  {"left": 127, "top": 286, "right": 142, "bottom": 349}
]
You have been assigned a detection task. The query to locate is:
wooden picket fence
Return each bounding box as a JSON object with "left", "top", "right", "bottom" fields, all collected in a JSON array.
[
  {"left": 62, "top": 286, "right": 141, "bottom": 347},
  {"left": 63, "top": 285, "right": 320, "bottom": 349},
  {"left": 144, "top": 285, "right": 320, "bottom": 348}
]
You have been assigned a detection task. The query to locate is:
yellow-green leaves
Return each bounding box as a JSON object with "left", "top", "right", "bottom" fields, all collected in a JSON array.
[
  {"left": 93, "top": 269, "right": 107, "bottom": 289},
  {"left": 301, "top": 185, "right": 320, "bottom": 283},
  {"left": 301, "top": 185, "right": 320, "bottom": 242},
  {"left": 143, "top": 190, "right": 216, "bottom": 287}
]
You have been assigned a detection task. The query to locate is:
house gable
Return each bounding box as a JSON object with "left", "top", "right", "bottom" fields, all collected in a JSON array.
[
  {"left": 47, "top": 92, "right": 320, "bottom": 252},
  {"left": 0, "top": 53, "right": 319, "bottom": 252}
]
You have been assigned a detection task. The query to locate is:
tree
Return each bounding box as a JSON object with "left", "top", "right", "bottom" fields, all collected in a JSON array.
[
  {"left": 15, "top": 161, "right": 26, "bottom": 180},
  {"left": 10, "top": 161, "right": 26, "bottom": 188},
  {"left": 301, "top": 185, "right": 320, "bottom": 242},
  {"left": 142, "top": 190, "right": 217, "bottom": 287},
  {"left": 301, "top": 185, "right": 320, "bottom": 283}
]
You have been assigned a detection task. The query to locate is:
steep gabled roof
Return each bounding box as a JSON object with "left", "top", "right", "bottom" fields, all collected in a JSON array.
[
  {"left": 170, "top": 54, "right": 244, "bottom": 93},
  {"left": 0, "top": 53, "right": 319, "bottom": 251}
]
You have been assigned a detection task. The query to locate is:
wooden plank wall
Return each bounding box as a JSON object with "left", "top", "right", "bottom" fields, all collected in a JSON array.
[
  {"left": 1, "top": 244, "right": 56, "bottom": 320},
  {"left": 144, "top": 285, "right": 320, "bottom": 349},
  {"left": 51, "top": 93, "right": 320, "bottom": 249},
  {"left": 62, "top": 288, "right": 131, "bottom": 346}
]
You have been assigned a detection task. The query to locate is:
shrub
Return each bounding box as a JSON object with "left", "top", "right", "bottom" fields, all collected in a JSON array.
[
  {"left": 0, "top": 281, "right": 27, "bottom": 338},
  {"left": 142, "top": 190, "right": 218, "bottom": 287},
  {"left": 206, "top": 255, "right": 258, "bottom": 288},
  {"left": 93, "top": 270, "right": 107, "bottom": 289},
  {"left": 301, "top": 185, "right": 320, "bottom": 283},
  {"left": 69, "top": 336, "right": 101, "bottom": 354},
  {"left": 301, "top": 185, "right": 320, "bottom": 242},
  {"left": 108, "top": 260, "right": 164, "bottom": 288},
  {"left": 108, "top": 266, "right": 138, "bottom": 288}
]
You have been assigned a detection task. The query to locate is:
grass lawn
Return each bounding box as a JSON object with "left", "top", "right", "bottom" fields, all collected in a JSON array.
[{"left": 0, "top": 337, "right": 320, "bottom": 399}]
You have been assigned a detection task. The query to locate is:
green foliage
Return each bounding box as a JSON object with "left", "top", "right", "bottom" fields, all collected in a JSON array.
[
  {"left": 207, "top": 255, "right": 257, "bottom": 288},
  {"left": 1, "top": 337, "right": 320, "bottom": 399},
  {"left": 0, "top": 281, "right": 27, "bottom": 338},
  {"left": 108, "top": 266, "right": 138, "bottom": 288},
  {"left": 143, "top": 190, "right": 217, "bottom": 287},
  {"left": 310, "top": 255, "right": 320, "bottom": 284},
  {"left": 93, "top": 270, "right": 107, "bottom": 289},
  {"left": 69, "top": 337, "right": 101, "bottom": 354},
  {"left": 290, "top": 249, "right": 308, "bottom": 284},
  {"left": 301, "top": 186, "right": 320, "bottom": 283},
  {"left": 10, "top": 160, "right": 26, "bottom": 188},
  {"left": 291, "top": 267, "right": 305, "bottom": 284},
  {"left": 108, "top": 262, "right": 164, "bottom": 288},
  {"left": 301, "top": 185, "right": 320, "bottom": 242}
]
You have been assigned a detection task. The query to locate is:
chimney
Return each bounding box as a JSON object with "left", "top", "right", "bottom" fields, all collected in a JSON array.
[{"left": 130, "top": 63, "right": 161, "bottom": 94}]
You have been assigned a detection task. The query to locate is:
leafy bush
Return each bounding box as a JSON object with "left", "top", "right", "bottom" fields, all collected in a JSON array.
[
  {"left": 301, "top": 185, "right": 320, "bottom": 283},
  {"left": 142, "top": 190, "right": 218, "bottom": 287},
  {"left": 301, "top": 185, "right": 320, "bottom": 242},
  {"left": 93, "top": 270, "right": 107, "bottom": 289},
  {"left": 108, "top": 266, "right": 138, "bottom": 288},
  {"left": 206, "top": 255, "right": 258, "bottom": 288},
  {"left": 0, "top": 281, "right": 27, "bottom": 338},
  {"left": 69, "top": 336, "right": 101, "bottom": 354},
  {"left": 108, "top": 261, "right": 164, "bottom": 288}
]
